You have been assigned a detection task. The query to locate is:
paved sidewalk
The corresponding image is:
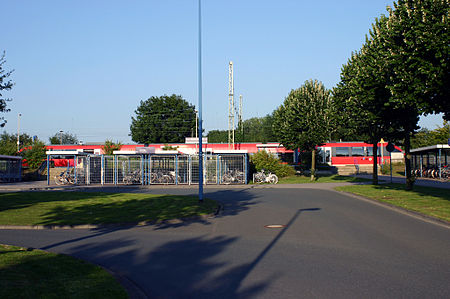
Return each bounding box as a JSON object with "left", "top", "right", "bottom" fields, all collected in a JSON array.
[
  {"left": 0, "top": 180, "right": 368, "bottom": 192},
  {"left": 0, "top": 176, "right": 449, "bottom": 192},
  {"left": 354, "top": 174, "right": 450, "bottom": 189}
]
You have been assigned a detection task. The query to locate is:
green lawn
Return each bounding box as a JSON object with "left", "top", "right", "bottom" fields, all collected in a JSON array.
[
  {"left": 336, "top": 184, "right": 450, "bottom": 222},
  {"left": 0, "top": 244, "right": 128, "bottom": 299},
  {"left": 278, "top": 174, "right": 371, "bottom": 184},
  {"left": 0, "top": 192, "right": 218, "bottom": 226}
]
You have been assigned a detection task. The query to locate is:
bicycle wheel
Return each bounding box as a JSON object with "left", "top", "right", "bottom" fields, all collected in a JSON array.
[
  {"left": 68, "top": 175, "right": 75, "bottom": 184},
  {"left": 269, "top": 174, "right": 278, "bottom": 184},
  {"left": 222, "top": 174, "right": 233, "bottom": 185},
  {"left": 54, "top": 174, "right": 65, "bottom": 185},
  {"left": 254, "top": 173, "right": 264, "bottom": 183}
]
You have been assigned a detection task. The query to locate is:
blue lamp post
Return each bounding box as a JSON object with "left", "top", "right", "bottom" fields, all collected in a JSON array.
[{"left": 198, "top": 0, "right": 203, "bottom": 202}]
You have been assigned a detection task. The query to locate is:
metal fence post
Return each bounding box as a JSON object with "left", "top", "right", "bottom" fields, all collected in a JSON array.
[
  {"left": 101, "top": 155, "right": 104, "bottom": 185},
  {"left": 47, "top": 155, "right": 50, "bottom": 185},
  {"left": 114, "top": 155, "right": 117, "bottom": 185},
  {"left": 141, "top": 155, "right": 144, "bottom": 185},
  {"left": 175, "top": 155, "right": 178, "bottom": 185},
  {"left": 244, "top": 154, "right": 248, "bottom": 184}
]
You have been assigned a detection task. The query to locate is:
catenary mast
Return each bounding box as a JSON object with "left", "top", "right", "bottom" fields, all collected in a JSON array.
[{"left": 228, "top": 61, "right": 235, "bottom": 149}]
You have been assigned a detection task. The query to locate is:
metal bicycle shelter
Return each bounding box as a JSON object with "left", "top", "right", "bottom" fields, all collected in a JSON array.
[
  {"left": 46, "top": 151, "right": 248, "bottom": 185},
  {"left": 0, "top": 155, "right": 22, "bottom": 182},
  {"left": 411, "top": 144, "right": 450, "bottom": 179}
]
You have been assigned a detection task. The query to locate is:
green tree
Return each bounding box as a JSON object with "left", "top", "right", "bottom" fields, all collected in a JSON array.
[
  {"left": 49, "top": 132, "right": 78, "bottom": 145},
  {"left": 207, "top": 129, "right": 228, "bottom": 143},
  {"left": 411, "top": 121, "right": 450, "bottom": 148},
  {"left": 237, "top": 113, "right": 276, "bottom": 142},
  {"left": 0, "top": 51, "right": 13, "bottom": 127},
  {"left": 102, "top": 140, "right": 122, "bottom": 155},
  {"left": 273, "top": 79, "right": 336, "bottom": 181},
  {"left": 333, "top": 17, "right": 406, "bottom": 185},
  {"left": 22, "top": 139, "right": 46, "bottom": 169},
  {"left": 382, "top": 0, "right": 449, "bottom": 189},
  {"left": 130, "top": 94, "right": 196, "bottom": 143},
  {"left": 0, "top": 132, "right": 33, "bottom": 155},
  {"left": 207, "top": 114, "right": 277, "bottom": 143},
  {"left": 349, "top": 0, "right": 449, "bottom": 189}
]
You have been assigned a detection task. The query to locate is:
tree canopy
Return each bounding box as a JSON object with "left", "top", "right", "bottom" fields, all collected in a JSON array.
[
  {"left": 49, "top": 132, "right": 78, "bottom": 145},
  {"left": 22, "top": 139, "right": 46, "bottom": 169},
  {"left": 334, "top": 0, "right": 449, "bottom": 189},
  {"left": 273, "top": 79, "right": 336, "bottom": 180},
  {"left": 130, "top": 94, "right": 196, "bottom": 144},
  {"left": 207, "top": 114, "right": 276, "bottom": 143},
  {"left": 0, "top": 51, "right": 13, "bottom": 127},
  {"left": 411, "top": 122, "right": 450, "bottom": 148},
  {"left": 0, "top": 132, "right": 33, "bottom": 156},
  {"left": 102, "top": 140, "right": 122, "bottom": 155}
]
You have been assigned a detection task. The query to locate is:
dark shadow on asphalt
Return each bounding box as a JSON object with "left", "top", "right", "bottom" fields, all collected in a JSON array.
[{"left": 48, "top": 207, "right": 321, "bottom": 298}]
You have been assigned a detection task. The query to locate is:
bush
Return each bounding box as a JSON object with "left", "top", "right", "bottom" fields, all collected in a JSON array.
[
  {"left": 250, "top": 151, "right": 295, "bottom": 178},
  {"left": 381, "top": 162, "right": 391, "bottom": 175},
  {"left": 22, "top": 140, "right": 46, "bottom": 169}
]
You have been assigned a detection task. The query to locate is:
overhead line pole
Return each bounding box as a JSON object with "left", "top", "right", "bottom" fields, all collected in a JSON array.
[{"left": 198, "top": 0, "right": 203, "bottom": 202}]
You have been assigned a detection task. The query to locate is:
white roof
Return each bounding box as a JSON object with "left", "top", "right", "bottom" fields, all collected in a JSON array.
[
  {"left": 213, "top": 150, "right": 248, "bottom": 154},
  {"left": 411, "top": 144, "right": 450, "bottom": 153},
  {"left": 0, "top": 155, "right": 22, "bottom": 160},
  {"left": 256, "top": 143, "right": 281, "bottom": 147},
  {"left": 46, "top": 150, "right": 86, "bottom": 155}
]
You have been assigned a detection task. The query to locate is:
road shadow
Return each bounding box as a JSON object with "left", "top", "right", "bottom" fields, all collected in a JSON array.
[
  {"left": 47, "top": 207, "right": 321, "bottom": 298},
  {"left": 63, "top": 234, "right": 271, "bottom": 298}
]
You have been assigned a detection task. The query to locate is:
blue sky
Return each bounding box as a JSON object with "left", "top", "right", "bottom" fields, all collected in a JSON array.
[{"left": 2, "top": 0, "right": 444, "bottom": 144}]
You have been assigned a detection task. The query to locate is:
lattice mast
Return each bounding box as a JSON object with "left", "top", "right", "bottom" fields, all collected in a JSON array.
[{"left": 228, "top": 61, "right": 235, "bottom": 149}]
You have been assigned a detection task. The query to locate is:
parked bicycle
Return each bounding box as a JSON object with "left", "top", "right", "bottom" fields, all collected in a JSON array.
[
  {"left": 54, "top": 168, "right": 75, "bottom": 185},
  {"left": 253, "top": 169, "right": 278, "bottom": 184},
  {"left": 123, "top": 169, "right": 142, "bottom": 185},
  {"left": 150, "top": 170, "right": 181, "bottom": 184},
  {"left": 221, "top": 170, "right": 245, "bottom": 184}
]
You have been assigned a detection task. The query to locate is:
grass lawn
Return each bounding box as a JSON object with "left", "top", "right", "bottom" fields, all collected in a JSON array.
[
  {"left": 278, "top": 174, "right": 371, "bottom": 184},
  {"left": 0, "top": 192, "right": 218, "bottom": 226},
  {"left": 335, "top": 184, "right": 450, "bottom": 222},
  {"left": 0, "top": 244, "right": 127, "bottom": 299}
]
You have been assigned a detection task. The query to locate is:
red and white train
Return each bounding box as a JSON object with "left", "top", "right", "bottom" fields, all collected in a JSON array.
[{"left": 46, "top": 141, "right": 403, "bottom": 167}]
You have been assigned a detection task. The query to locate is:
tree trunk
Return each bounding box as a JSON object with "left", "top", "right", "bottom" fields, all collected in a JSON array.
[
  {"left": 372, "top": 143, "right": 378, "bottom": 185},
  {"left": 311, "top": 149, "right": 316, "bottom": 181},
  {"left": 404, "top": 133, "right": 414, "bottom": 190}
]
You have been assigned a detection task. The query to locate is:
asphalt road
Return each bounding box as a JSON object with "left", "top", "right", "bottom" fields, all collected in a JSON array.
[{"left": 1, "top": 186, "right": 449, "bottom": 298}]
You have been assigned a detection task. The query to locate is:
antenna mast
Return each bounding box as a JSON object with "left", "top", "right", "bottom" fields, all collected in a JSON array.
[{"left": 228, "top": 61, "right": 235, "bottom": 149}]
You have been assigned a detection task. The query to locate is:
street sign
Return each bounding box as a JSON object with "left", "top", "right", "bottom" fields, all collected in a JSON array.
[{"left": 386, "top": 143, "right": 395, "bottom": 152}]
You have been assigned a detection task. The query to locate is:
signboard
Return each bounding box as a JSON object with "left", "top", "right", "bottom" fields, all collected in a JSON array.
[
  {"left": 185, "top": 137, "right": 208, "bottom": 144},
  {"left": 136, "top": 147, "right": 155, "bottom": 154},
  {"left": 386, "top": 143, "right": 395, "bottom": 153}
]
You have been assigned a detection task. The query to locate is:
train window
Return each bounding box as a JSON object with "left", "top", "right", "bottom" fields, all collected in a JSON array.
[
  {"left": 351, "top": 147, "right": 365, "bottom": 156},
  {"left": 366, "top": 147, "right": 383, "bottom": 156},
  {"left": 335, "top": 147, "right": 350, "bottom": 157}
]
